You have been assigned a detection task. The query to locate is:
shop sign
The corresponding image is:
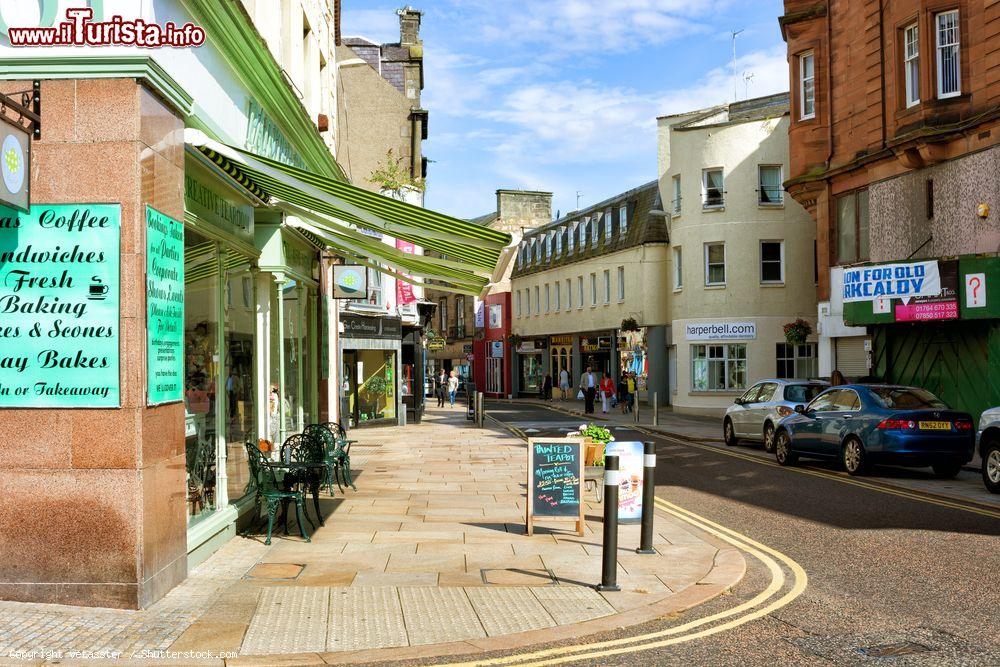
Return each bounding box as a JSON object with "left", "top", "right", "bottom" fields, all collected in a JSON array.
[
  {"left": 0, "top": 203, "right": 120, "bottom": 407},
  {"left": 283, "top": 239, "right": 314, "bottom": 279},
  {"left": 580, "top": 336, "right": 611, "bottom": 352},
  {"left": 488, "top": 304, "right": 502, "bottom": 328},
  {"left": 965, "top": 273, "right": 986, "bottom": 309},
  {"left": 894, "top": 260, "right": 958, "bottom": 322},
  {"left": 246, "top": 99, "right": 305, "bottom": 169},
  {"left": 685, "top": 322, "right": 756, "bottom": 341},
  {"left": 333, "top": 265, "right": 367, "bottom": 299},
  {"left": 604, "top": 441, "right": 645, "bottom": 523},
  {"left": 463, "top": 344, "right": 474, "bottom": 354},
  {"left": 341, "top": 314, "right": 401, "bottom": 340},
  {"left": 0, "top": 122, "right": 30, "bottom": 212},
  {"left": 395, "top": 240, "right": 417, "bottom": 305},
  {"left": 474, "top": 297, "right": 485, "bottom": 327},
  {"left": 842, "top": 260, "right": 940, "bottom": 303},
  {"left": 184, "top": 160, "right": 253, "bottom": 239},
  {"left": 427, "top": 337, "right": 446, "bottom": 351},
  {"left": 550, "top": 334, "right": 573, "bottom": 345},
  {"left": 518, "top": 339, "right": 546, "bottom": 353},
  {"left": 490, "top": 340, "right": 504, "bottom": 358},
  {"left": 146, "top": 206, "right": 184, "bottom": 405}
]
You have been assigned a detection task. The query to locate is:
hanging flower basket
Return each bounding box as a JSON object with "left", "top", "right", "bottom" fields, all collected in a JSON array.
[
  {"left": 620, "top": 317, "right": 640, "bottom": 333},
  {"left": 507, "top": 333, "right": 523, "bottom": 348},
  {"left": 783, "top": 318, "right": 813, "bottom": 345}
]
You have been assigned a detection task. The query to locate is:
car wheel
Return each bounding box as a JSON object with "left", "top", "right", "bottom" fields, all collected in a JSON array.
[
  {"left": 775, "top": 431, "right": 797, "bottom": 466},
  {"left": 724, "top": 418, "right": 739, "bottom": 447},
  {"left": 932, "top": 460, "right": 963, "bottom": 479},
  {"left": 763, "top": 422, "right": 776, "bottom": 453},
  {"left": 983, "top": 440, "right": 1000, "bottom": 494},
  {"left": 842, "top": 437, "right": 867, "bottom": 476}
]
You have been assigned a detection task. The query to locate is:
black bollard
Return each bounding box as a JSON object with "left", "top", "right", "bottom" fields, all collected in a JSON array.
[
  {"left": 636, "top": 442, "right": 657, "bottom": 554},
  {"left": 596, "top": 454, "right": 621, "bottom": 592}
]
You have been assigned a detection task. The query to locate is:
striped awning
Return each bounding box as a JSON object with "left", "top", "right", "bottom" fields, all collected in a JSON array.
[{"left": 185, "top": 132, "right": 511, "bottom": 295}]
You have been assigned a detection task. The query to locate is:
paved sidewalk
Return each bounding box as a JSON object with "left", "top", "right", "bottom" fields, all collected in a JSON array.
[{"left": 0, "top": 408, "right": 744, "bottom": 665}]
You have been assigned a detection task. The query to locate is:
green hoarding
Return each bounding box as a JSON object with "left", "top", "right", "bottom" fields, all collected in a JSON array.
[
  {"left": 146, "top": 206, "right": 184, "bottom": 405},
  {"left": 0, "top": 203, "right": 120, "bottom": 407}
]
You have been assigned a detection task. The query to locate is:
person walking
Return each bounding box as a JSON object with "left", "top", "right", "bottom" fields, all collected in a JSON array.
[
  {"left": 581, "top": 367, "right": 597, "bottom": 414},
  {"left": 543, "top": 373, "right": 553, "bottom": 401},
  {"left": 447, "top": 370, "right": 459, "bottom": 407},
  {"left": 626, "top": 372, "right": 637, "bottom": 413},
  {"left": 558, "top": 367, "right": 570, "bottom": 400},
  {"left": 599, "top": 373, "right": 615, "bottom": 414},
  {"left": 617, "top": 374, "right": 629, "bottom": 414},
  {"left": 436, "top": 369, "right": 447, "bottom": 407}
]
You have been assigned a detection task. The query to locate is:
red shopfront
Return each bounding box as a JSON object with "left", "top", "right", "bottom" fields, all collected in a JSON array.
[{"left": 473, "top": 292, "right": 512, "bottom": 398}]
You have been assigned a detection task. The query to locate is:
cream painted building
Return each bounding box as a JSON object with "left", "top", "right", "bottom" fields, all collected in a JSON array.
[
  {"left": 510, "top": 182, "right": 671, "bottom": 404},
  {"left": 659, "top": 93, "right": 818, "bottom": 416}
]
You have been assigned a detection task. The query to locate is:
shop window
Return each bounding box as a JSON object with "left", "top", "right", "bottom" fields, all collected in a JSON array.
[
  {"left": 705, "top": 243, "right": 726, "bottom": 286},
  {"left": 799, "top": 51, "right": 815, "bottom": 119},
  {"left": 935, "top": 10, "right": 960, "bottom": 99},
  {"left": 702, "top": 168, "right": 724, "bottom": 208},
  {"left": 836, "top": 189, "right": 870, "bottom": 264},
  {"left": 692, "top": 344, "right": 747, "bottom": 391},
  {"left": 758, "top": 165, "right": 783, "bottom": 205},
  {"left": 904, "top": 23, "right": 920, "bottom": 107},
  {"left": 760, "top": 241, "right": 784, "bottom": 284},
  {"left": 224, "top": 257, "right": 256, "bottom": 504},
  {"left": 355, "top": 350, "right": 396, "bottom": 423},
  {"left": 776, "top": 343, "right": 818, "bottom": 379}
]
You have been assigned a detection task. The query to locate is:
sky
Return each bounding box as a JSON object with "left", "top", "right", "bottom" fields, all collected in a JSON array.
[{"left": 341, "top": 1, "right": 790, "bottom": 220}]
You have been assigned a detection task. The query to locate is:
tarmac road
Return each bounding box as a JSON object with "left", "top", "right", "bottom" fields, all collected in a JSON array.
[{"left": 456, "top": 400, "right": 1000, "bottom": 667}]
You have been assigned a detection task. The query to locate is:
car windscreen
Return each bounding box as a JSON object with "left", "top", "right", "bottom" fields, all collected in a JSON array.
[
  {"left": 784, "top": 384, "right": 825, "bottom": 403},
  {"left": 869, "top": 387, "right": 948, "bottom": 410}
]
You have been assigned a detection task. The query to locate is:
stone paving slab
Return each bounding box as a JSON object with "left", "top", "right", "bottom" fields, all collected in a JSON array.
[
  {"left": 397, "top": 587, "right": 486, "bottom": 646},
  {"left": 327, "top": 587, "right": 407, "bottom": 652},
  {"left": 240, "top": 587, "right": 328, "bottom": 655}
]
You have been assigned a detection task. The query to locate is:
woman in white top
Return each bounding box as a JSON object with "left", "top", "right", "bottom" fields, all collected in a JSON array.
[{"left": 447, "top": 371, "right": 460, "bottom": 407}]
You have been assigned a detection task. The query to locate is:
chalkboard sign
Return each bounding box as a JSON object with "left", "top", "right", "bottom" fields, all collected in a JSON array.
[{"left": 526, "top": 438, "right": 585, "bottom": 536}]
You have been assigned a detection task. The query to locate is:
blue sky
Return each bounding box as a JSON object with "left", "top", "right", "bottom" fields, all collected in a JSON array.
[{"left": 341, "top": 1, "right": 790, "bottom": 220}]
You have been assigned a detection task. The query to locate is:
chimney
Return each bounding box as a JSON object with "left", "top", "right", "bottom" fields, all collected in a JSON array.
[
  {"left": 495, "top": 190, "right": 553, "bottom": 234},
  {"left": 398, "top": 6, "right": 422, "bottom": 46}
]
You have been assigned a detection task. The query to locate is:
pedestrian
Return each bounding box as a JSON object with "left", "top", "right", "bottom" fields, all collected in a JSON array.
[
  {"left": 581, "top": 366, "right": 597, "bottom": 414},
  {"left": 543, "top": 373, "right": 553, "bottom": 401},
  {"left": 626, "top": 372, "right": 636, "bottom": 413},
  {"left": 617, "top": 375, "right": 629, "bottom": 414},
  {"left": 436, "top": 369, "right": 447, "bottom": 407},
  {"left": 559, "top": 367, "right": 570, "bottom": 400},
  {"left": 447, "top": 370, "right": 459, "bottom": 407},
  {"left": 599, "top": 373, "right": 615, "bottom": 414}
]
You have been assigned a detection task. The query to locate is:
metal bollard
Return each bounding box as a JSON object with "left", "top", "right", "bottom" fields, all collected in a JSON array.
[
  {"left": 479, "top": 392, "right": 486, "bottom": 426},
  {"left": 634, "top": 395, "right": 640, "bottom": 424},
  {"left": 636, "top": 442, "right": 657, "bottom": 554},
  {"left": 653, "top": 392, "right": 658, "bottom": 426},
  {"left": 597, "top": 455, "right": 621, "bottom": 591}
]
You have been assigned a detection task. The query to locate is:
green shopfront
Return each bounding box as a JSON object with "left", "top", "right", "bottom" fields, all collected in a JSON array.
[{"left": 841, "top": 256, "right": 1000, "bottom": 423}]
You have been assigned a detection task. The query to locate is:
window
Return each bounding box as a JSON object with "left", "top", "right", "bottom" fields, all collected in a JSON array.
[
  {"left": 525, "top": 288, "right": 530, "bottom": 316},
  {"left": 776, "top": 343, "right": 818, "bottom": 379},
  {"left": 534, "top": 286, "right": 540, "bottom": 315},
  {"left": 705, "top": 243, "right": 726, "bottom": 286},
  {"left": 367, "top": 268, "right": 383, "bottom": 306},
  {"left": 568, "top": 223, "right": 576, "bottom": 253},
  {"left": 555, "top": 230, "right": 563, "bottom": 256},
  {"left": 439, "top": 297, "right": 448, "bottom": 332},
  {"left": 565, "top": 279, "right": 572, "bottom": 309},
  {"left": 836, "top": 189, "right": 870, "bottom": 264},
  {"left": 619, "top": 205, "right": 628, "bottom": 238},
  {"left": 591, "top": 213, "right": 599, "bottom": 248},
  {"left": 936, "top": 10, "right": 960, "bottom": 98},
  {"left": 605, "top": 208, "right": 613, "bottom": 241},
  {"left": 456, "top": 296, "right": 466, "bottom": 336},
  {"left": 590, "top": 273, "right": 597, "bottom": 306},
  {"left": 579, "top": 219, "right": 588, "bottom": 250},
  {"left": 544, "top": 284, "right": 550, "bottom": 312},
  {"left": 702, "top": 168, "right": 724, "bottom": 208},
  {"left": 799, "top": 51, "right": 815, "bottom": 119},
  {"left": 617, "top": 266, "right": 625, "bottom": 301},
  {"left": 671, "top": 175, "right": 681, "bottom": 214},
  {"left": 673, "top": 246, "right": 683, "bottom": 289},
  {"left": 545, "top": 233, "right": 552, "bottom": 261},
  {"left": 516, "top": 290, "right": 522, "bottom": 318},
  {"left": 554, "top": 281, "right": 561, "bottom": 311},
  {"left": 760, "top": 241, "right": 784, "bottom": 284},
  {"left": 692, "top": 344, "right": 747, "bottom": 391},
  {"left": 577, "top": 276, "right": 584, "bottom": 309},
  {"left": 603, "top": 269, "right": 611, "bottom": 304},
  {"left": 758, "top": 165, "right": 783, "bottom": 205},
  {"left": 904, "top": 23, "right": 920, "bottom": 107}
]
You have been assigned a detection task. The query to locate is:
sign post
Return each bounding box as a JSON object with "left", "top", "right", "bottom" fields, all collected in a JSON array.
[{"left": 526, "top": 438, "right": 585, "bottom": 536}]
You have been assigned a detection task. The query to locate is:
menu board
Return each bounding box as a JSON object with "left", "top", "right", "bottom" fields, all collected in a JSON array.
[
  {"left": 526, "top": 438, "right": 585, "bottom": 536},
  {"left": 0, "top": 203, "right": 120, "bottom": 407},
  {"left": 146, "top": 206, "right": 184, "bottom": 405},
  {"left": 605, "top": 441, "right": 645, "bottom": 523}
]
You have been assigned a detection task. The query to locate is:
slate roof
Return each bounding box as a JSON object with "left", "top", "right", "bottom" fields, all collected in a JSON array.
[
  {"left": 664, "top": 92, "right": 790, "bottom": 130},
  {"left": 511, "top": 180, "right": 666, "bottom": 278}
]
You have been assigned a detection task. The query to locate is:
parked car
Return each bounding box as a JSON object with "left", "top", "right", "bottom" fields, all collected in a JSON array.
[
  {"left": 724, "top": 379, "right": 829, "bottom": 452},
  {"left": 978, "top": 406, "right": 1000, "bottom": 493},
  {"left": 773, "top": 384, "right": 975, "bottom": 477}
]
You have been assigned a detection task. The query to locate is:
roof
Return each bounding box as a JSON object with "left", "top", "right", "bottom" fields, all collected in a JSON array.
[
  {"left": 512, "top": 180, "right": 666, "bottom": 278},
  {"left": 468, "top": 211, "right": 499, "bottom": 227},
  {"left": 659, "top": 92, "right": 790, "bottom": 128}
]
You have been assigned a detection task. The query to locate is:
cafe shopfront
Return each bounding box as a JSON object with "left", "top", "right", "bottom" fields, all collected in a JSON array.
[{"left": 340, "top": 314, "right": 402, "bottom": 427}]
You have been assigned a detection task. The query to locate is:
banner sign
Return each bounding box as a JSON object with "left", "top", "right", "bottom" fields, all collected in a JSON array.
[
  {"left": 684, "top": 322, "right": 756, "bottom": 341},
  {"left": 894, "top": 260, "right": 957, "bottom": 321},
  {"left": 526, "top": 438, "right": 585, "bottom": 536},
  {"left": 474, "top": 297, "right": 485, "bottom": 327},
  {"left": 146, "top": 206, "right": 184, "bottom": 405},
  {"left": 333, "top": 264, "right": 367, "bottom": 299},
  {"left": 395, "top": 239, "right": 416, "bottom": 305},
  {"left": 842, "top": 260, "right": 940, "bottom": 303},
  {"left": 0, "top": 203, "right": 120, "bottom": 407},
  {"left": 604, "top": 441, "right": 644, "bottom": 523}
]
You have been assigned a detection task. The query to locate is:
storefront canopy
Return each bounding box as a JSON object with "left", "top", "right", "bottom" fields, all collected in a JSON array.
[{"left": 185, "top": 131, "right": 512, "bottom": 295}]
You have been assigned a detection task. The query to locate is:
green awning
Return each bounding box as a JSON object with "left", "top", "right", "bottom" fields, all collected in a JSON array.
[{"left": 185, "top": 133, "right": 511, "bottom": 281}]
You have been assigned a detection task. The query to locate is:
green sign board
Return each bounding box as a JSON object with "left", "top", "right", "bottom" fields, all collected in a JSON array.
[
  {"left": 146, "top": 206, "right": 184, "bottom": 405},
  {"left": 0, "top": 203, "right": 120, "bottom": 407}
]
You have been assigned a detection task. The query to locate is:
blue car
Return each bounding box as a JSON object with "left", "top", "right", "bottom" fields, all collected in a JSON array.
[{"left": 773, "top": 384, "right": 975, "bottom": 477}]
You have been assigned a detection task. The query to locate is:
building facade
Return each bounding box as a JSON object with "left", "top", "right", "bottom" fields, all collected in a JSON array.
[
  {"left": 510, "top": 182, "right": 670, "bottom": 405},
  {"left": 658, "top": 94, "right": 818, "bottom": 416},
  {"left": 781, "top": 0, "right": 1000, "bottom": 418}
]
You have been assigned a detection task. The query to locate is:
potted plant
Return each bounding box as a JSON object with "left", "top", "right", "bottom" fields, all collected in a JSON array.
[
  {"left": 620, "top": 316, "right": 640, "bottom": 333},
  {"left": 783, "top": 318, "right": 813, "bottom": 345},
  {"left": 569, "top": 423, "right": 614, "bottom": 466}
]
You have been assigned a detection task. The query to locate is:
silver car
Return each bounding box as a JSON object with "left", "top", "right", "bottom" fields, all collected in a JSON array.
[
  {"left": 978, "top": 406, "right": 1000, "bottom": 494},
  {"left": 724, "top": 379, "right": 829, "bottom": 452}
]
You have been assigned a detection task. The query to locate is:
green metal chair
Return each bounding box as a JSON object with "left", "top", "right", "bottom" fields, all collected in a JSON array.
[
  {"left": 320, "top": 421, "right": 357, "bottom": 491},
  {"left": 244, "top": 441, "right": 310, "bottom": 545},
  {"left": 280, "top": 433, "right": 326, "bottom": 527}
]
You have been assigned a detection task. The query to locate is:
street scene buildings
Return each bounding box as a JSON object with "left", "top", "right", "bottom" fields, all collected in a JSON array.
[{"left": 0, "top": 0, "right": 998, "bottom": 665}]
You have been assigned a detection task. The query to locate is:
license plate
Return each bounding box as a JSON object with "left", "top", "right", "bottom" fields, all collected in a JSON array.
[{"left": 918, "top": 421, "right": 951, "bottom": 430}]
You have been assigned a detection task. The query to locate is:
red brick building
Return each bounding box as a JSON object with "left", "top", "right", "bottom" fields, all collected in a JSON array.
[{"left": 781, "top": 0, "right": 1000, "bottom": 416}]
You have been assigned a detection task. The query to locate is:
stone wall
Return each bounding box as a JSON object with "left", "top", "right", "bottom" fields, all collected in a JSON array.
[{"left": 495, "top": 190, "right": 552, "bottom": 234}]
